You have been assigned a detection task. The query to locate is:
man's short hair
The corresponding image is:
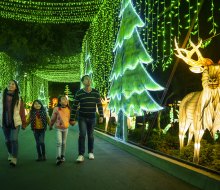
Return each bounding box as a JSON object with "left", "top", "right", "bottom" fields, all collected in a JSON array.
[{"left": 81, "top": 75, "right": 90, "bottom": 82}]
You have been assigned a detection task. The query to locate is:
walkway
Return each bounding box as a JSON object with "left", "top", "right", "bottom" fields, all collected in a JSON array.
[{"left": 0, "top": 126, "right": 200, "bottom": 190}]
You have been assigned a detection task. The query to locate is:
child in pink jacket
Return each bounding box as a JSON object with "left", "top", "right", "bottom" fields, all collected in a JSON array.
[{"left": 50, "top": 95, "right": 70, "bottom": 165}]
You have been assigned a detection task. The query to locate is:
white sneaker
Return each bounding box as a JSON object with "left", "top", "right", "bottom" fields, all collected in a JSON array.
[
  {"left": 88, "top": 153, "right": 94, "bottom": 160},
  {"left": 8, "top": 154, "right": 13, "bottom": 161},
  {"left": 10, "top": 158, "right": 17, "bottom": 166},
  {"left": 56, "top": 157, "right": 62, "bottom": 166},
  {"left": 76, "top": 155, "right": 84, "bottom": 162}
]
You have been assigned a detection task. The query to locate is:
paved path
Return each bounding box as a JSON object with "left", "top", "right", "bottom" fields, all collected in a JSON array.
[{"left": 0, "top": 126, "right": 200, "bottom": 190}]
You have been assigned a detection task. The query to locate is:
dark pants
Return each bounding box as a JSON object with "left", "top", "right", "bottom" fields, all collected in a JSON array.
[
  {"left": 78, "top": 117, "right": 96, "bottom": 155},
  {"left": 33, "top": 130, "right": 45, "bottom": 157},
  {"left": 2, "top": 126, "right": 20, "bottom": 158}
]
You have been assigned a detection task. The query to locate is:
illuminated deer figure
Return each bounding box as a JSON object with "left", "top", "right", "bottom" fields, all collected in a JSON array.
[
  {"left": 175, "top": 39, "right": 220, "bottom": 163},
  {"left": 101, "top": 97, "right": 120, "bottom": 131},
  {"left": 101, "top": 97, "right": 111, "bottom": 131}
]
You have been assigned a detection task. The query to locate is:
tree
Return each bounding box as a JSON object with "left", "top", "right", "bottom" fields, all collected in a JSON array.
[
  {"left": 64, "top": 84, "right": 74, "bottom": 102},
  {"left": 38, "top": 84, "right": 48, "bottom": 108},
  {"left": 108, "top": 0, "right": 164, "bottom": 141},
  {"left": 85, "top": 40, "right": 93, "bottom": 78}
]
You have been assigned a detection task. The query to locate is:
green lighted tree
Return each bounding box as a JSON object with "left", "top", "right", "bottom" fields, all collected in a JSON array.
[
  {"left": 64, "top": 84, "right": 74, "bottom": 102},
  {"left": 108, "top": 0, "right": 164, "bottom": 140},
  {"left": 38, "top": 84, "right": 48, "bottom": 108},
  {"left": 84, "top": 40, "right": 94, "bottom": 86},
  {"left": 85, "top": 40, "right": 93, "bottom": 77}
]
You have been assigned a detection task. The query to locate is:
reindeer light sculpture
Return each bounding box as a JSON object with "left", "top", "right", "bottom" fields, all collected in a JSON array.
[
  {"left": 101, "top": 97, "right": 118, "bottom": 129},
  {"left": 101, "top": 97, "right": 111, "bottom": 131},
  {"left": 175, "top": 39, "right": 220, "bottom": 163}
]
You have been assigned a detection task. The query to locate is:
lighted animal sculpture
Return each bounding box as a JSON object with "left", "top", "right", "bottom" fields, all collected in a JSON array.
[
  {"left": 175, "top": 39, "right": 220, "bottom": 163},
  {"left": 101, "top": 97, "right": 111, "bottom": 131},
  {"left": 101, "top": 97, "right": 135, "bottom": 131}
]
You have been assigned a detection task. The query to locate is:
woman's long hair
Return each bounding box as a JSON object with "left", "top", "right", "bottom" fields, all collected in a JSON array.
[
  {"left": 30, "top": 99, "right": 47, "bottom": 129},
  {"left": 3, "top": 79, "right": 20, "bottom": 109}
]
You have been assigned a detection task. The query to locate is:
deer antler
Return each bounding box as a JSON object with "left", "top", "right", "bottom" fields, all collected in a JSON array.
[
  {"left": 174, "top": 38, "right": 213, "bottom": 73},
  {"left": 101, "top": 97, "right": 110, "bottom": 105}
]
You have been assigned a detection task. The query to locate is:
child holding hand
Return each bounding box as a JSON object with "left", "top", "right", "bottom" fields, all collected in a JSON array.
[
  {"left": 26, "top": 100, "right": 50, "bottom": 161},
  {"left": 50, "top": 95, "right": 70, "bottom": 165}
]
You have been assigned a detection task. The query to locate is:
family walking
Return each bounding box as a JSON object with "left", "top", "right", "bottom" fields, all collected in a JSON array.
[{"left": 0, "top": 75, "right": 103, "bottom": 166}]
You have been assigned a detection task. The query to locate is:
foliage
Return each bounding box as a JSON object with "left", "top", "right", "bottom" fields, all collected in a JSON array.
[
  {"left": 129, "top": 127, "right": 220, "bottom": 172},
  {"left": 96, "top": 116, "right": 117, "bottom": 135}
]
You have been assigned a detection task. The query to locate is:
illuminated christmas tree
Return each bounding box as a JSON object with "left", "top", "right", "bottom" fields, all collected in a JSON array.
[
  {"left": 64, "top": 84, "right": 74, "bottom": 102},
  {"left": 85, "top": 53, "right": 93, "bottom": 78},
  {"left": 108, "top": 0, "right": 164, "bottom": 140},
  {"left": 38, "top": 84, "right": 48, "bottom": 108},
  {"left": 85, "top": 39, "right": 93, "bottom": 77}
]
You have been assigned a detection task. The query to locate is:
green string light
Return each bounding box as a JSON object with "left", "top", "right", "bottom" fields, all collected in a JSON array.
[
  {"left": 0, "top": 52, "right": 16, "bottom": 89},
  {"left": 81, "top": 0, "right": 121, "bottom": 97},
  {"left": 208, "top": 0, "right": 218, "bottom": 36},
  {"left": 0, "top": 0, "right": 103, "bottom": 23},
  {"left": 161, "top": 0, "right": 166, "bottom": 66},
  {"left": 34, "top": 54, "right": 81, "bottom": 82}
]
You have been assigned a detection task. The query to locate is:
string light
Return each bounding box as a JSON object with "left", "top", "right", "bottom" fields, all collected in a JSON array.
[
  {"left": 208, "top": 0, "right": 218, "bottom": 36},
  {"left": 0, "top": 0, "right": 103, "bottom": 23},
  {"left": 81, "top": 0, "right": 121, "bottom": 97},
  {"left": 0, "top": 52, "right": 16, "bottom": 89},
  {"left": 34, "top": 54, "right": 81, "bottom": 82}
]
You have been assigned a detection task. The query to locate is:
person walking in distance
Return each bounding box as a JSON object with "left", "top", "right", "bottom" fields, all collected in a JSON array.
[{"left": 70, "top": 75, "right": 103, "bottom": 162}]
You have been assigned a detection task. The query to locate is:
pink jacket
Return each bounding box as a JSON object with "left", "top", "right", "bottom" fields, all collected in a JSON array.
[{"left": 50, "top": 107, "right": 70, "bottom": 129}]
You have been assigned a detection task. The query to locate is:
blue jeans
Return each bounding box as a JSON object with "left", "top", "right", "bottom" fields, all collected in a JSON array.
[
  {"left": 78, "top": 117, "right": 96, "bottom": 155},
  {"left": 2, "top": 126, "right": 20, "bottom": 158},
  {"left": 33, "top": 130, "right": 45, "bottom": 157}
]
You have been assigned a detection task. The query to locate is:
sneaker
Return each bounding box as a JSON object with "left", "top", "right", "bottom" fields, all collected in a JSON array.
[
  {"left": 8, "top": 154, "right": 13, "bottom": 161},
  {"left": 76, "top": 155, "right": 84, "bottom": 162},
  {"left": 56, "top": 157, "right": 62, "bottom": 166},
  {"left": 61, "top": 155, "right": 65, "bottom": 162},
  {"left": 10, "top": 158, "right": 17, "bottom": 166},
  {"left": 88, "top": 153, "right": 94, "bottom": 160}
]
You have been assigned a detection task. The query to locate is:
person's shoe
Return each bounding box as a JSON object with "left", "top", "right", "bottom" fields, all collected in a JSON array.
[
  {"left": 56, "top": 157, "right": 62, "bottom": 166},
  {"left": 36, "top": 155, "right": 42, "bottom": 161},
  {"left": 42, "top": 155, "right": 47, "bottom": 161},
  {"left": 61, "top": 155, "right": 65, "bottom": 162},
  {"left": 8, "top": 154, "right": 13, "bottom": 161},
  {"left": 76, "top": 155, "right": 84, "bottom": 163},
  {"left": 10, "top": 157, "right": 17, "bottom": 166},
  {"left": 88, "top": 153, "right": 94, "bottom": 160}
]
